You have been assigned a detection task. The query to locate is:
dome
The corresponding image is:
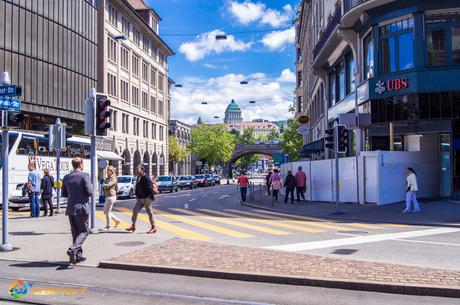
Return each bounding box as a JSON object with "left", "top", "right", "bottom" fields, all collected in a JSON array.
[{"left": 226, "top": 99, "right": 241, "bottom": 112}]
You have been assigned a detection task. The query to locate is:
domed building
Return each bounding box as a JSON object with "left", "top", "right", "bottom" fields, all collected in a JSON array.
[{"left": 224, "top": 99, "right": 243, "bottom": 125}]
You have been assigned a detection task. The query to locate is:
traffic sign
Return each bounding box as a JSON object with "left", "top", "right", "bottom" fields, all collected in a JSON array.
[
  {"left": 297, "top": 125, "right": 310, "bottom": 136},
  {"left": 273, "top": 152, "right": 283, "bottom": 166},
  {"left": 0, "top": 85, "right": 21, "bottom": 97},
  {"left": 0, "top": 97, "right": 21, "bottom": 110}
]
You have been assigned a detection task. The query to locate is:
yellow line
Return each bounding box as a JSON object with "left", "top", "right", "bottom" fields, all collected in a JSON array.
[
  {"left": 171, "top": 208, "right": 291, "bottom": 236},
  {"left": 252, "top": 209, "right": 384, "bottom": 230},
  {"left": 227, "top": 209, "right": 354, "bottom": 231},
  {"left": 199, "top": 209, "right": 324, "bottom": 233},
  {"left": 95, "top": 211, "right": 130, "bottom": 229},
  {"left": 116, "top": 207, "right": 211, "bottom": 241},
  {"left": 153, "top": 208, "right": 252, "bottom": 238}
]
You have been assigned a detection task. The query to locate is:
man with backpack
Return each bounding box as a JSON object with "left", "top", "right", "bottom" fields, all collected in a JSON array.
[{"left": 126, "top": 165, "right": 157, "bottom": 234}]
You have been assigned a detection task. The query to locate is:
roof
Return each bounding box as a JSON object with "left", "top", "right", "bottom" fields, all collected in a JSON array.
[
  {"left": 127, "top": 0, "right": 162, "bottom": 20},
  {"left": 226, "top": 100, "right": 242, "bottom": 112}
]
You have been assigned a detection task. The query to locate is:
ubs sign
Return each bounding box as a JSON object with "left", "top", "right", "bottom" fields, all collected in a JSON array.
[{"left": 375, "top": 77, "right": 409, "bottom": 95}]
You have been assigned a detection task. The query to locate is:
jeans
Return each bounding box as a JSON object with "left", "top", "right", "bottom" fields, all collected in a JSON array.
[
  {"left": 240, "top": 187, "right": 247, "bottom": 202},
  {"left": 30, "top": 193, "right": 40, "bottom": 217},
  {"left": 296, "top": 186, "right": 306, "bottom": 201},
  {"left": 405, "top": 191, "right": 420, "bottom": 212},
  {"left": 42, "top": 197, "right": 53, "bottom": 216},
  {"left": 284, "top": 188, "right": 294, "bottom": 203}
]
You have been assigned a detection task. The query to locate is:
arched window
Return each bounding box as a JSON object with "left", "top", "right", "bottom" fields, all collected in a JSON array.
[
  {"left": 133, "top": 150, "right": 141, "bottom": 175},
  {"left": 121, "top": 149, "right": 131, "bottom": 175},
  {"left": 143, "top": 151, "right": 150, "bottom": 175},
  {"left": 152, "top": 152, "right": 158, "bottom": 177}
]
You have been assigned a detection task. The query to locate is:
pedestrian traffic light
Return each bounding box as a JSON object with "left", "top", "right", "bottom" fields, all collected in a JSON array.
[
  {"left": 95, "top": 94, "right": 111, "bottom": 136},
  {"left": 325, "top": 128, "right": 334, "bottom": 150},
  {"left": 7, "top": 111, "right": 23, "bottom": 128},
  {"left": 337, "top": 125, "right": 349, "bottom": 154}
]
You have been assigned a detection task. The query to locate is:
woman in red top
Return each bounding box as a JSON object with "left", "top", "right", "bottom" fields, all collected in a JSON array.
[{"left": 237, "top": 171, "right": 249, "bottom": 203}]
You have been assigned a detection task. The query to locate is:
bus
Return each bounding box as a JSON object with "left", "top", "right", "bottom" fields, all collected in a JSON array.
[{"left": 0, "top": 130, "right": 91, "bottom": 210}]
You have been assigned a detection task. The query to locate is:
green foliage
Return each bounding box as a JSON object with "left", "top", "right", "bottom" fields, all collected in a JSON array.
[
  {"left": 235, "top": 127, "right": 259, "bottom": 169},
  {"left": 268, "top": 129, "right": 281, "bottom": 143},
  {"left": 281, "top": 118, "right": 303, "bottom": 162},
  {"left": 189, "top": 124, "right": 236, "bottom": 167},
  {"left": 168, "top": 135, "right": 188, "bottom": 163}
]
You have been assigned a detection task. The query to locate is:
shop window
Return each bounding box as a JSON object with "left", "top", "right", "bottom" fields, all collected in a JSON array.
[
  {"left": 338, "top": 64, "right": 345, "bottom": 101},
  {"left": 328, "top": 73, "right": 336, "bottom": 107},
  {"left": 363, "top": 33, "right": 374, "bottom": 79},
  {"left": 346, "top": 53, "right": 356, "bottom": 94},
  {"left": 427, "top": 30, "right": 447, "bottom": 66},
  {"left": 380, "top": 17, "right": 414, "bottom": 74},
  {"left": 452, "top": 27, "right": 460, "bottom": 64}
]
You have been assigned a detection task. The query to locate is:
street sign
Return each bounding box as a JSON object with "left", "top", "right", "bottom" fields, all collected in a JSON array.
[
  {"left": 196, "top": 161, "right": 203, "bottom": 166},
  {"left": 95, "top": 137, "right": 115, "bottom": 152},
  {"left": 273, "top": 152, "right": 283, "bottom": 166},
  {"left": 0, "top": 85, "right": 21, "bottom": 97},
  {"left": 48, "top": 124, "right": 67, "bottom": 150},
  {"left": 0, "top": 97, "right": 21, "bottom": 110},
  {"left": 297, "top": 125, "right": 310, "bottom": 136}
]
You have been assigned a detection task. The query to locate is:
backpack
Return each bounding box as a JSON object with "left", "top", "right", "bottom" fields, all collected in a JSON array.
[{"left": 150, "top": 177, "right": 159, "bottom": 195}]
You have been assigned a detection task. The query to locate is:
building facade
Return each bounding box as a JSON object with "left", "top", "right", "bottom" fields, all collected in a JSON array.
[
  {"left": 224, "top": 99, "right": 243, "bottom": 125},
  {"left": 168, "top": 120, "right": 192, "bottom": 176},
  {"left": 0, "top": 0, "right": 98, "bottom": 130},
  {"left": 100, "top": 0, "right": 174, "bottom": 177},
  {"left": 297, "top": 0, "right": 460, "bottom": 197},
  {"left": 235, "top": 120, "right": 280, "bottom": 138}
]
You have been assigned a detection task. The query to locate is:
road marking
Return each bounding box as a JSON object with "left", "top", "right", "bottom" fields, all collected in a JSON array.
[
  {"left": 228, "top": 210, "right": 353, "bottom": 231},
  {"left": 199, "top": 209, "right": 323, "bottom": 233},
  {"left": 266, "top": 227, "right": 460, "bottom": 251},
  {"left": 116, "top": 207, "right": 211, "bottom": 241},
  {"left": 171, "top": 209, "right": 291, "bottom": 236},
  {"left": 95, "top": 211, "right": 130, "bottom": 229},
  {"left": 219, "top": 195, "right": 230, "bottom": 200},
  {"left": 189, "top": 198, "right": 198, "bottom": 202},
  {"left": 153, "top": 208, "right": 253, "bottom": 238},
  {"left": 394, "top": 238, "right": 460, "bottom": 247}
]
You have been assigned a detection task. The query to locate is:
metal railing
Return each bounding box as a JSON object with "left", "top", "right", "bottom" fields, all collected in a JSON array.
[
  {"left": 312, "top": 4, "right": 342, "bottom": 60},
  {"left": 343, "top": 0, "right": 371, "bottom": 14}
]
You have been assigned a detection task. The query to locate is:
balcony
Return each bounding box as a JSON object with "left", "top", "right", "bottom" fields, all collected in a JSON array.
[
  {"left": 312, "top": 4, "right": 342, "bottom": 60},
  {"left": 343, "top": 0, "right": 370, "bottom": 14},
  {"left": 342, "top": 0, "right": 397, "bottom": 28}
]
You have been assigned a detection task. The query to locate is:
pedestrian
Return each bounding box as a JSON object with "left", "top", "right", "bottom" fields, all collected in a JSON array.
[
  {"left": 237, "top": 171, "right": 249, "bottom": 203},
  {"left": 61, "top": 157, "right": 93, "bottom": 264},
  {"left": 22, "top": 181, "right": 34, "bottom": 208},
  {"left": 270, "top": 169, "right": 282, "bottom": 201},
  {"left": 27, "top": 163, "right": 41, "bottom": 217},
  {"left": 403, "top": 167, "right": 421, "bottom": 213},
  {"left": 265, "top": 170, "right": 272, "bottom": 195},
  {"left": 126, "top": 165, "right": 157, "bottom": 234},
  {"left": 284, "top": 170, "right": 296, "bottom": 204},
  {"left": 102, "top": 166, "right": 121, "bottom": 230},
  {"left": 295, "top": 166, "right": 307, "bottom": 202},
  {"left": 40, "top": 168, "right": 55, "bottom": 216}
]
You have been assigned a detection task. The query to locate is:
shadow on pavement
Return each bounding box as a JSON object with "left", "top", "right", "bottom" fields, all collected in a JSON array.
[{"left": 10, "top": 261, "right": 74, "bottom": 270}]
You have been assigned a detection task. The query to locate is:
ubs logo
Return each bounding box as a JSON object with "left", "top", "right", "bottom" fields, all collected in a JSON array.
[{"left": 375, "top": 77, "right": 409, "bottom": 95}]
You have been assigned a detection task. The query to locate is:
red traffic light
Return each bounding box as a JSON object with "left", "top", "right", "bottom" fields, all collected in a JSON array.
[{"left": 95, "top": 94, "right": 111, "bottom": 136}]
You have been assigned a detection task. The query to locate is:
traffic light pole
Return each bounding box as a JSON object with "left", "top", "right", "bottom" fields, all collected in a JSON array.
[
  {"left": 89, "top": 89, "right": 98, "bottom": 234},
  {"left": 55, "top": 119, "right": 62, "bottom": 213},
  {"left": 332, "top": 124, "right": 343, "bottom": 215},
  {"left": 1, "top": 111, "right": 12, "bottom": 251}
]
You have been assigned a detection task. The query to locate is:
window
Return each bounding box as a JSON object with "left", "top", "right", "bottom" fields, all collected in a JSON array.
[
  {"left": 152, "top": 123, "right": 157, "bottom": 139},
  {"left": 338, "top": 63, "right": 345, "bottom": 101},
  {"left": 151, "top": 45, "right": 158, "bottom": 60},
  {"left": 159, "top": 126, "right": 164, "bottom": 141},
  {"left": 159, "top": 52, "right": 165, "bottom": 67},
  {"left": 158, "top": 73, "right": 164, "bottom": 91},
  {"left": 120, "top": 80, "right": 129, "bottom": 101},
  {"left": 150, "top": 96, "right": 157, "bottom": 113},
  {"left": 108, "top": 4, "right": 117, "bottom": 27},
  {"left": 363, "top": 33, "right": 374, "bottom": 79},
  {"left": 121, "top": 46, "right": 129, "bottom": 70},
  {"left": 346, "top": 53, "right": 356, "bottom": 94},
  {"left": 133, "top": 117, "right": 140, "bottom": 136},
  {"left": 380, "top": 17, "right": 414, "bottom": 73},
  {"left": 159, "top": 99, "right": 164, "bottom": 116},
  {"left": 143, "top": 120, "right": 149, "bottom": 138},
  {"left": 143, "top": 36, "right": 150, "bottom": 53},
  {"left": 133, "top": 27, "right": 140, "bottom": 45},
  {"left": 452, "top": 27, "right": 460, "bottom": 64},
  {"left": 132, "top": 86, "right": 139, "bottom": 106},
  {"left": 426, "top": 13, "right": 460, "bottom": 66},
  {"left": 107, "top": 73, "right": 117, "bottom": 97},
  {"left": 110, "top": 110, "right": 117, "bottom": 131},
  {"left": 297, "top": 71, "right": 302, "bottom": 88},
  {"left": 142, "top": 91, "right": 148, "bottom": 110},
  {"left": 328, "top": 72, "right": 336, "bottom": 107},
  {"left": 132, "top": 55, "right": 139, "bottom": 76},
  {"left": 122, "top": 113, "right": 129, "bottom": 133},
  {"left": 150, "top": 68, "right": 157, "bottom": 88},
  {"left": 121, "top": 17, "right": 130, "bottom": 36},
  {"left": 142, "top": 62, "right": 149, "bottom": 83},
  {"left": 108, "top": 37, "right": 117, "bottom": 62}
]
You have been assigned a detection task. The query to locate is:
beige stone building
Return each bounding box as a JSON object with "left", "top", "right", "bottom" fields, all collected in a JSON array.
[{"left": 98, "top": 0, "right": 174, "bottom": 176}]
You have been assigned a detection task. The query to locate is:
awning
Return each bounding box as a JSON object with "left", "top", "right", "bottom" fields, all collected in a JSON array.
[
  {"left": 97, "top": 150, "right": 124, "bottom": 161},
  {"left": 301, "top": 138, "right": 324, "bottom": 154}
]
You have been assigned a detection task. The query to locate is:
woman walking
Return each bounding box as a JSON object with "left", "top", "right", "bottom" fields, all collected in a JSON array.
[
  {"left": 270, "top": 169, "right": 282, "bottom": 201},
  {"left": 102, "top": 166, "right": 121, "bottom": 229},
  {"left": 403, "top": 167, "right": 421, "bottom": 213}
]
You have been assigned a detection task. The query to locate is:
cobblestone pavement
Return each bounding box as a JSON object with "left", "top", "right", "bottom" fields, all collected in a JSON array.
[{"left": 111, "top": 238, "right": 460, "bottom": 288}]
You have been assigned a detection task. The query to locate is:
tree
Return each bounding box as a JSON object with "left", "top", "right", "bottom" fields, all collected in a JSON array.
[
  {"left": 235, "top": 127, "right": 259, "bottom": 169},
  {"left": 168, "top": 135, "right": 188, "bottom": 163},
  {"left": 189, "top": 124, "right": 236, "bottom": 167},
  {"left": 281, "top": 118, "right": 303, "bottom": 162},
  {"left": 197, "top": 117, "right": 203, "bottom": 125},
  {"left": 268, "top": 129, "right": 281, "bottom": 143}
]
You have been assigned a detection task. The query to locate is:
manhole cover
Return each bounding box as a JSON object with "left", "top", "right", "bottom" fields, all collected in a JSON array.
[
  {"left": 114, "top": 241, "right": 146, "bottom": 247},
  {"left": 338, "top": 230, "right": 368, "bottom": 235}
]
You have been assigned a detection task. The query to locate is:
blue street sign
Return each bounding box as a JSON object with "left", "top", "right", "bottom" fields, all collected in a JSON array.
[
  {"left": 0, "top": 85, "right": 21, "bottom": 97},
  {"left": 0, "top": 97, "right": 21, "bottom": 110}
]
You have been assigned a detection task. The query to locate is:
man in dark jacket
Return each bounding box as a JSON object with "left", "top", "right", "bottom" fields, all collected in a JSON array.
[
  {"left": 40, "top": 168, "right": 55, "bottom": 216},
  {"left": 265, "top": 170, "right": 272, "bottom": 195},
  {"left": 61, "top": 157, "right": 93, "bottom": 264},
  {"left": 284, "top": 170, "right": 296, "bottom": 204},
  {"left": 126, "top": 165, "right": 157, "bottom": 234}
]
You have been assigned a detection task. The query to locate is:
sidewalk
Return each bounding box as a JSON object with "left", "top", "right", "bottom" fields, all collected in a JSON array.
[
  {"left": 245, "top": 186, "right": 460, "bottom": 227},
  {"left": 100, "top": 238, "right": 460, "bottom": 297}
]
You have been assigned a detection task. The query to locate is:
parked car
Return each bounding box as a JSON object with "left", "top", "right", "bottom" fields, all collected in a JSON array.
[
  {"left": 117, "top": 176, "right": 137, "bottom": 199},
  {"left": 212, "top": 175, "right": 221, "bottom": 185},
  {"left": 205, "top": 174, "right": 215, "bottom": 186},
  {"left": 195, "top": 175, "right": 209, "bottom": 187},
  {"left": 177, "top": 176, "right": 197, "bottom": 189},
  {"left": 8, "top": 183, "right": 67, "bottom": 211},
  {"left": 156, "top": 176, "right": 179, "bottom": 193}
]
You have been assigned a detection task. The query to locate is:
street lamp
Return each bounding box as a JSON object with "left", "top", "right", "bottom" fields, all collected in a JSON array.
[
  {"left": 201, "top": 102, "right": 208, "bottom": 105},
  {"left": 240, "top": 81, "right": 248, "bottom": 85},
  {"left": 174, "top": 84, "right": 183, "bottom": 88},
  {"left": 215, "top": 34, "right": 227, "bottom": 40},
  {"left": 0, "top": 72, "right": 11, "bottom": 85},
  {"left": 249, "top": 100, "right": 256, "bottom": 104},
  {"left": 213, "top": 116, "right": 219, "bottom": 119},
  {"left": 114, "top": 35, "right": 127, "bottom": 41}
]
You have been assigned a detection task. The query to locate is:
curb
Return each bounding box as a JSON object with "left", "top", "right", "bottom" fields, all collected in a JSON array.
[
  {"left": 242, "top": 201, "right": 460, "bottom": 228},
  {"left": 99, "top": 261, "right": 460, "bottom": 298}
]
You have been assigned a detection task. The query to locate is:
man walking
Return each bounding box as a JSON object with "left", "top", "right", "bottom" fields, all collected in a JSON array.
[
  {"left": 61, "top": 157, "right": 93, "bottom": 264},
  {"left": 40, "top": 168, "right": 55, "bottom": 216},
  {"left": 265, "top": 170, "right": 272, "bottom": 195},
  {"left": 284, "top": 170, "right": 296, "bottom": 204},
  {"left": 27, "top": 163, "right": 41, "bottom": 217},
  {"left": 295, "top": 166, "right": 307, "bottom": 202},
  {"left": 237, "top": 171, "right": 249, "bottom": 203},
  {"left": 126, "top": 165, "right": 157, "bottom": 234}
]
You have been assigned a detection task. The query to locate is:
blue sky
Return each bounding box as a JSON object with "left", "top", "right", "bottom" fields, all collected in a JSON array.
[{"left": 146, "top": 0, "right": 299, "bottom": 124}]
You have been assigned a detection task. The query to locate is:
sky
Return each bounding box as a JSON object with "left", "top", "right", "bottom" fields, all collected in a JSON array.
[{"left": 145, "top": 0, "right": 299, "bottom": 125}]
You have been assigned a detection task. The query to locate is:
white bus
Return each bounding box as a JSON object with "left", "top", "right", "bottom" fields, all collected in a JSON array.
[{"left": 0, "top": 130, "right": 91, "bottom": 210}]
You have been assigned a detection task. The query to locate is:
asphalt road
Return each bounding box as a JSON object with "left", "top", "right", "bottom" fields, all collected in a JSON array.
[{"left": 0, "top": 260, "right": 458, "bottom": 305}]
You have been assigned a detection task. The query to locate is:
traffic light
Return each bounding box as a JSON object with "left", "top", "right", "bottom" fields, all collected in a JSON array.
[
  {"left": 337, "top": 125, "right": 349, "bottom": 154},
  {"left": 95, "top": 94, "right": 111, "bottom": 136},
  {"left": 7, "top": 111, "right": 23, "bottom": 128},
  {"left": 325, "top": 127, "right": 334, "bottom": 150}
]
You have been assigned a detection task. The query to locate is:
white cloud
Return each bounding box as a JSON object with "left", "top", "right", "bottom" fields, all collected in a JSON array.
[
  {"left": 227, "top": 1, "right": 293, "bottom": 27},
  {"left": 179, "top": 30, "right": 252, "bottom": 62},
  {"left": 277, "top": 68, "right": 296, "bottom": 83},
  {"left": 261, "top": 27, "right": 295, "bottom": 51},
  {"left": 171, "top": 71, "right": 295, "bottom": 125}
]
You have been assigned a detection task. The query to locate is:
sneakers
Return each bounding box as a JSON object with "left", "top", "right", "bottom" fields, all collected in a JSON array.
[
  {"left": 76, "top": 257, "right": 86, "bottom": 263},
  {"left": 114, "top": 220, "right": 121, "bottom": 228},
  {"left": 126, "top": 225, "right": 136, "bottom": 232},
  {"left": 402, "top": 209, "right": 410, "bottom": 213},
  {"left": 67, "top": 250, "right": 77, "bottom": 265},
  {"left": 147, "top": 226, "right": 157, "bottom": 234}
]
